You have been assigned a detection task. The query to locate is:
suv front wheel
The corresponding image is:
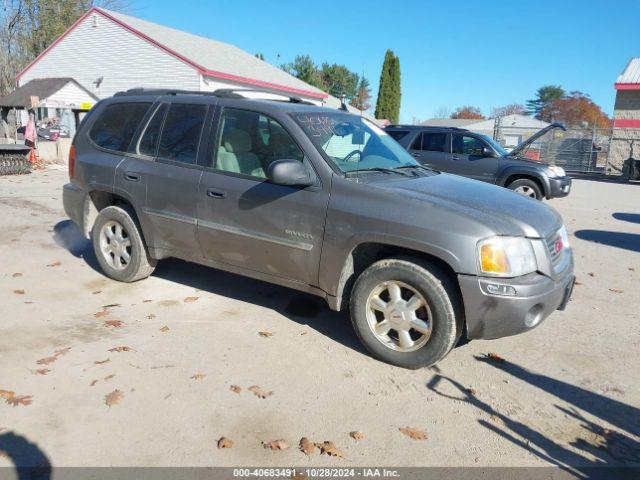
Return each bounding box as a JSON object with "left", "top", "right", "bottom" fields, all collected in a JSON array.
[
  {"left": 350, "top": 258, "right": 461, "bottom": 369},
  {"left": 92, "top": 205, "right": 156, "bottom": 283},
  {"left": 507, "top": 178, "right": 543, "bottom": 200}
]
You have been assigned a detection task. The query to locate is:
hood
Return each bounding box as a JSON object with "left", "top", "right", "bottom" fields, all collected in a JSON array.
[
  {"left": 369, "top": 173, "right": 562, "bottom": 238},
  {"left": 509, "top": 122, "right": 566, "bottom": 157}
]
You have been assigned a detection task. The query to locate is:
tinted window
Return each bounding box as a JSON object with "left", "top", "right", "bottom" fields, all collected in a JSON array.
[
  {"left": 138, "top": 103, "right": 168, "bottom": 156},
  {"left": 157, "top": 104, "right": 206, "bottom": 164},
  {"left": 214, "top": 108, "right": 303, "bottom": 179},
  {"left": 420, "top": 132, "right": 447, "bottom": 152},
  {"left": 453, "top": 135, "right": 485, "bottom": 156},
  {"left": 89, "top": 103, "right": 151, "bottom": 152},
  {"left": 388, "top": 130, "right": 409, "bottom": 141}
]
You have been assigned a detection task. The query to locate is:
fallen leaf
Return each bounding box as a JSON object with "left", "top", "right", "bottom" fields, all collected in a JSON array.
[
  {"left": 486, "top": 352, "right": 505, "bottom": 363},
  {"left": 146, "top": 314, "right": 156, "bottom": 320},
  {"left": 588, "top": 272, "right": 595, "bottom": 277},
  {"left": 12, "top": 272, "right": 22, "bottom": 277},
  {"left": 248, "top": 385, "right": 273, "bottom": 399},
  {"left": 31, "top": 369, "right": 50, "bottom": 376},
  {"left": 13, "top": 290, "right": 24, "bottom": 295},
  {"left": 108, "top": 346, "right": 133, "bottom": 353},
  {"left": 104, "top": 374, "right": 115, "bottom": 381},
  {"left": 94, "top": 358, "right": 110, "bottom": 365},
  {"left": 105, "top": 320, "right": 123, "bottom": 328},
  {"left": 36, "top": 356, "right": 57, "bottom": 366},
  {"left": 609, "top": 288, "right": 623, "bottom": 294},
  {"left": 262, "top": 440, "right": 289, "bottom": 451},
  {"left": 399, "top": 427, "right": 427, "bottom": 440},
  {"left": 191, "top": 374, "right": 206, "bottom": 380},
  {"left": 102, "top": 303, "right": 121, "bottom": 309},
  {"left": 47, "top": 261, "right": 61, "bottom": 267},
  {"left": 90, "top": 380, "right": 98, "bottom": 387},
  {"left": 159, "top": 326, "right": 170, "bottom": 333},
  {"left": 92, "top": 290, "right": 102, "bottom": 295},
  {"left": 142, "top": 299, "right": 153, "bottom": 303},
  {"left": 217, "top": 437, "right": 234, "bottom": 449},
  {"left": 574, "top": 280, "right": 583, "bottom": 286},
  {"left": 95, "top": 310, "right": 109, "bottom": 318},
  {"left": 184, "top": 296, "right": 199, "bottom": 303},
  {"left": 300, "top": 331, "right": 308, "bottom": 336},
  {"left": 349, "top": 431, "right": 365, "bottom": 441},
  {"left": 105, "top": 389, "right": 124, "bottom": 407},
  {"left": 466, "top": 387, "right": 477, "bottom": 396},
  {"left": 629, "top": 267, "right": 636, "bottom": 272},
  {"left": 54, "top": 347, "right": 71, "bottom": 357},
  {"left": 258, "top": 331, "right": 274, "bottom": 337},
  {"left": 299, "top": 437, "right": 316, "bottom": 455},
  {"left": 318, "top": 441, "right": 344, "bottom": 457},
  {"left": 0, "top": 390, "right": 15, "bottom": 400},
  {"left": 229, "top": 385, "right": 242, "bottom": 394},
  {"left": 6, "top": 395, "right": 32, "bottom": 407}
]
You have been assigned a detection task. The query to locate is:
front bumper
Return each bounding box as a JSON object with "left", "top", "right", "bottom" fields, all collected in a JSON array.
[
  {"left": 547, "top": 175, "right": 572, "bottom": 198},
  {"left": 458, "top": 262, "right": 575, "bottom": 340}
]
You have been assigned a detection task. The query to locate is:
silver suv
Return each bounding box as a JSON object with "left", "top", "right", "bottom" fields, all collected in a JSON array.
[{"left": 63, "top": 89, "right": 575, "bottom": 368}]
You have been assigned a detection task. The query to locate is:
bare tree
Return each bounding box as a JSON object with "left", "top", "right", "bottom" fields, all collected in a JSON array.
[
  {"left": 433, "top": 106, "right": 451, "bottom": 119},
  {"left": 491, "top": 103, "right": 525, "bottom": 118}
]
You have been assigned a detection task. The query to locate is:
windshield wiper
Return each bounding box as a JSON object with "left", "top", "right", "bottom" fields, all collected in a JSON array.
[
  {"left": 345, "top": 167, "right": 411, "bottom": 177},
  {"left": 397, "top": 164, "right": 435, "bottom": 173}
]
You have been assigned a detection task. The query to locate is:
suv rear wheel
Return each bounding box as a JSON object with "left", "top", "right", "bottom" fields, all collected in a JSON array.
[
  {"left": 507, "top": 178, "right": 543, "bottom": 200},
  {"left": 350, "top": 258, "right": 461, "bottom": 369},
  {"left": 92, "top": 205, "right": 156, "bottom": 282}
]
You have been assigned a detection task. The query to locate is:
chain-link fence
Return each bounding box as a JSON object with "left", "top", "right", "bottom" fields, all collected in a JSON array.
[{"left": 469, "top": 125, "right": 613, "bottom": 173}]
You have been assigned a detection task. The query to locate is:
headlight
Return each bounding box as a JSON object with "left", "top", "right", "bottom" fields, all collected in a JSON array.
[
  {"left": 477, "top": 236, "right": 537, "bottom": 277},
  {"left": 558, "top": 225, "right": 570, "bottom": 249},
  {"left": 547, "top": 165, "right": 566, "bottom": 177}
]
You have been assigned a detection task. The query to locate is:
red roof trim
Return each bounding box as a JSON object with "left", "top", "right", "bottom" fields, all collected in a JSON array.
[
  {"left": 17, "top": 8, "right": 327, "bottom": 100},
  {"left": 615, "top": 83, "right": 640, "bottom": 91},
  {"left": 613, "top": 118, "right": 640, "bottom": 128}
]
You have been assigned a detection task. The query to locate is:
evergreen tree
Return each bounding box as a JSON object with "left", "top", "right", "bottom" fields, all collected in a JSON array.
[
  {"left": 375, "top": 50, "right": 401, "bottom": 123},
  {"left": 525, "top": 85, "right": 565, "bottom": 120}
]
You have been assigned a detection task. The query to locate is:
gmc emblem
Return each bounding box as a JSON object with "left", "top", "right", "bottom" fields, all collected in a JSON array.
[{"left": 554, "top": 238, "right": 563, "bottom": 254}]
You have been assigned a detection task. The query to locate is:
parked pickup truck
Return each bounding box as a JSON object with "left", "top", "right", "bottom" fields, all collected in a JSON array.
[
  {"left": 386, "top": 124, "right": 572, "bottom": 200},
  {"left": 63, "top": 89, "right": 575, "bottom": 368}
]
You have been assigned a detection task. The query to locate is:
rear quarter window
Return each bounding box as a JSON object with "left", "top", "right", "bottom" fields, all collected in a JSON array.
[
  {"left": 387, "top": 130, "right": 410, "bottom": 141},
  {"left": 89, "top": 102, "right": 151, "bottom": 152}
]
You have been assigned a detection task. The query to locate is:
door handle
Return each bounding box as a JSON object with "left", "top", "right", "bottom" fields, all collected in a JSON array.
[
  {"left": 411, "top": 152, "right": 422, "bottom": 157},
  {"left": 206, "top": 188, "right": 226, "bottom": 199},
  {"left": 124, "top": 172, "right": 141, "bottom": 182},
  {"left": 451, "top": 156, "right": 460, "bottom": 161}
]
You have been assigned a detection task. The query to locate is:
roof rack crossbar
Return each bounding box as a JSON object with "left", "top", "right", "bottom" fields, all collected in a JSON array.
[
  {"left": 212, "top": 88, "right": 315, "bottom": 105},
  {"left": 114, "top": 88, "right": 218, "bottom": 97}
]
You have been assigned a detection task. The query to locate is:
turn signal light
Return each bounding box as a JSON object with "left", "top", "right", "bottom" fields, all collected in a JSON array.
[{"left": 480, "top": 242, "right": 509, "bottom": 274}]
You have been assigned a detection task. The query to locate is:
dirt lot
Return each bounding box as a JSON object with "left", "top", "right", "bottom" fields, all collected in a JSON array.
[{"left": 0, "top": 167, "right": 638, "bottom": 472}]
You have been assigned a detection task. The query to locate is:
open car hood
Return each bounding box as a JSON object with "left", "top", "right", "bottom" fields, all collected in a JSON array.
[{"left": 509, "top": 122, "right": 566, "bottom": 157}]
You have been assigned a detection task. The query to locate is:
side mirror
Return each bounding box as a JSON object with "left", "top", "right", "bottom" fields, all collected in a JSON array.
[
  {"left": 482, "top": 146, "right": 496, "bottom": 157},
  {"left": 267, "top": 159, "right": 314, "bottom": 187}
]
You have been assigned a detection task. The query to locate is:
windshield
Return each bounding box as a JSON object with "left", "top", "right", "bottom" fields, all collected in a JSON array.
[
  {"left": 293, "top": 112, "right": 419, "bottom": 173},
  {"left": 479, "top": 134, "right": 509, "bottom": 156}
]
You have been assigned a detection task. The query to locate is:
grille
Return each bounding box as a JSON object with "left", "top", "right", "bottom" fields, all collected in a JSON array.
[{"left": 545, "top": 230, "right": 563, "bottom": 266}]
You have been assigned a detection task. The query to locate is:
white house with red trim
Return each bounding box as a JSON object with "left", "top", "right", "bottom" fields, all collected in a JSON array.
[
  {"left": 610, "top": 58, "right": 640, "bottom": 172},
  {"left": 17, "top": 8, "right": 333, "bottom": 107}
]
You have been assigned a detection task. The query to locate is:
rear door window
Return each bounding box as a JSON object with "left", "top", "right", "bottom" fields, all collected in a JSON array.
[
  {"left": 138, "top": 103, "right": 168, "bottom": 157},
  {"left": 157, "top": 103, "right": 207, "bottom": 164},
  {"left": 89, "top": 102, "right": 151, "bottom": 152},
  {"left": 420, "top": 132, "right": 447, "bottom": 152}
]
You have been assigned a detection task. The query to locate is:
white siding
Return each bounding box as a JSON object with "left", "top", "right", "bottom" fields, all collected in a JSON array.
[
  {"left": 19, "top": 12, "right": 200, "bottom": 98},
  {"left": 41, "top": 81, "right": 96, "bottom": 108}
]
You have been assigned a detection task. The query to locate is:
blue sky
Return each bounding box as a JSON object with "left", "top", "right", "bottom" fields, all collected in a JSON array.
[{"left": 127, "top": 0, "right": 638, "bottom": 123}]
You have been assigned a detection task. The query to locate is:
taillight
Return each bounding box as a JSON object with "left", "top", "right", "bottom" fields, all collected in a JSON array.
[{"left": 68, "top": 145, "right": 76, "bottom": 178}]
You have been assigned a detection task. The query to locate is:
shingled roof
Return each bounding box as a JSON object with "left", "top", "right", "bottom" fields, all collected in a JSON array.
[{"left": 0, "top": 77, "right": 97, "bottom": 108}]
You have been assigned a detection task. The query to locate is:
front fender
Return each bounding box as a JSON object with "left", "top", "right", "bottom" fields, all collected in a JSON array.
[{"left": 496, "top": 166, "right": 550, "bottom": 196}]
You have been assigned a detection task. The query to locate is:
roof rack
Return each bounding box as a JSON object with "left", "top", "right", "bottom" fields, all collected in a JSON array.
[
  {"left": 212, "top": 88, "right": 315, "bottom": 105},
  {"left": 114, "top": 87, "right": 316, "bottom": 105},
  {"left": 114, "top": 88, "right": 218, "bottom": 97}
]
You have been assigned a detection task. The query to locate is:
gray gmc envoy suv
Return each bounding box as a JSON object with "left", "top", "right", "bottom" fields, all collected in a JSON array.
[{"left": 63, "top": 89, "right": 575, "bottom": 368}]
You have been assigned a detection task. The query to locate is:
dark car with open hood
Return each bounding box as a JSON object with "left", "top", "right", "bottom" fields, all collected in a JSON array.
[
  {"left": 63, "top": 88, "right": 574, "bottom": 368},
  {"left": 386, "top": 123, "right": 571, "bottom": 200}
]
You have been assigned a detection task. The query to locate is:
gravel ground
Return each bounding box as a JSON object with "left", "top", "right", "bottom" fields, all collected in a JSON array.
[{"left": 0, "top": 167, "right": 638, "bottom": 471}]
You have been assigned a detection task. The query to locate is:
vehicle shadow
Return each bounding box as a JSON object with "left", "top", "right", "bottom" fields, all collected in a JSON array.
[
  {"left": 612, "top": 213, "right": 640, "bottom": 225},
  {"left": 52, "top": 220, "right": 101, "bottom": 273},
  {"left": 0, "top": 431, "right": 51, "bottom": 480},
  {"left": 574, "top": 230, "right": 640, "bottom": 253},
  {"left": 426, "top": 357, "right": 640, "bottom": 479},
  {"left": 50, "top": 220, "right": 365, "bottom": 355},
  {"left": 152, "top": 258, "right": 365, "bottom": 354}
]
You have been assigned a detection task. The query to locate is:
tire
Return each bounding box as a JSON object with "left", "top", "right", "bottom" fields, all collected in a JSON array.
[
  {"left": 507, "top": 178, "right": 543, "bottom": 200},
  {"left": 349, "top": 258, "right": 462, "bottom": 369},
  {"left": 92, "top": 205, "right": 156, "bottom": 282}
]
